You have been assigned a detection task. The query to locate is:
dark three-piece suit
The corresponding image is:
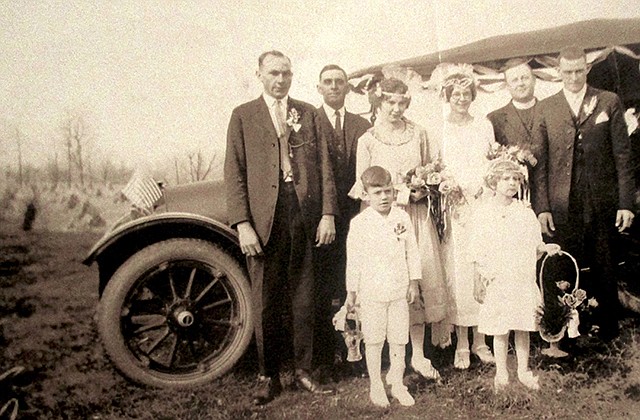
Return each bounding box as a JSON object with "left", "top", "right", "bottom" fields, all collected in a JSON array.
[
  {"left": 225, "top": 96, "right": 337, "bottom": 376},
  {"left": 532, "top": 86, "right": 635, "bottom": 336}
]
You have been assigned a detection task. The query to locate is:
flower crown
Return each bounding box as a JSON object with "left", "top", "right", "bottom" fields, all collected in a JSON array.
[
  {"left": 370, "top": 82, "right": 411, "bottom": 100},
  {"left": 428, "top": 63, "right": 477, "bottom": 100},
  {"left": 486, "top": 143, "right": 538, "bottom": 169}
]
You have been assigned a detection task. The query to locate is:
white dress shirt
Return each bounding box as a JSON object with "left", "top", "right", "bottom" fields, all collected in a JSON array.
[
  {"left": 322, "top": 103, "right": 345, "bottom": 129},
  {"left": 346, "top": 206, "right": 421, "bottom": 302},
  {"left": 263, "top": 93, "right": 289, "bottom": 137},
  {"left": 563, "top": 85, "right": 587, "bottom": 117}
]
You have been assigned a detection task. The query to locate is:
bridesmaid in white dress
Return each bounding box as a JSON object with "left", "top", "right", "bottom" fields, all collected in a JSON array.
[
  {"left": 435, "top": 64, "right": 497, "bottom": 369},
  {"left": 349, "top": 78, "right": 448, "bottom": 380}
]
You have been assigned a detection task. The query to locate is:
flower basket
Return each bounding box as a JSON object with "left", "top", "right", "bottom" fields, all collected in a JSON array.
[{"left": 536, "top": 250, "right": 596, "bottom": 343}]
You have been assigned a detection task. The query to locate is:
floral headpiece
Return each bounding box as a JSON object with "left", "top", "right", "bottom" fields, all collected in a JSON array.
[
  {"left": 370, "top": 83, "right": 411, "bottom": 100},
  {"left": 428, "top": 63, "right": 477, "bottom": 100},
  {"left": 486, "top": 143, "right": 537, "bottom": 168}
]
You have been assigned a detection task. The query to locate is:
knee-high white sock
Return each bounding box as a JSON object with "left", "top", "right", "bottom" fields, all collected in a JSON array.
[
  {"left": 387, "top": 343, "right": 406, "bottom": 387},
  {"left": 365, "top": 342, "right": 384, "bottom": 387},
  {"left": 514, "top": 330, "right": 531, "bottom": 374},
  {"left": 493, "top": 333, "right": 509, "bottom": 378}
]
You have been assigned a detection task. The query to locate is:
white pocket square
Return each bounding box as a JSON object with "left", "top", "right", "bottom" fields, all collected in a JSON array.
[{"left": 595, "top": 112, "right": 609, "bottom": 124}]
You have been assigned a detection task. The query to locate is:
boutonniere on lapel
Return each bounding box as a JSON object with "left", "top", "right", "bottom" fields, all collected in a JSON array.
[
  {"left": 394, "top": 222, "right": 407, "bottom": 241},
  {"left": 286, "top": 108, "right": 301, "bottom": 133},
  {"left": 582, "top": 96, "right": 598, "bottom": 119}
]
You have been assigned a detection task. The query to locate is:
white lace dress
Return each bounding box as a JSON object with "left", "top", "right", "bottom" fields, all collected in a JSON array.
[
  {"left": 468, "top": 198, "right": 542, "bottom": 335},
  {"left": 440, "top": 116, "right": 495, "bottom": 326}
]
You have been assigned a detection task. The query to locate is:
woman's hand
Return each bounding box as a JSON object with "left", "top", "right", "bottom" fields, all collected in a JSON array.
[{"left": 473, "top": 270, "right": 487, "bottom": 304}]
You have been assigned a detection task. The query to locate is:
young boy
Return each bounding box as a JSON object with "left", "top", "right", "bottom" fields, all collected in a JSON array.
[{"left": 345, "top": 166, "right": 420, "bottom": 407}]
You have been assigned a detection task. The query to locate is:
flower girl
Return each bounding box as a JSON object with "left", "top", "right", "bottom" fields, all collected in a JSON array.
[{"left": 469, "top": 159, "right": 560, "bottom": 391}]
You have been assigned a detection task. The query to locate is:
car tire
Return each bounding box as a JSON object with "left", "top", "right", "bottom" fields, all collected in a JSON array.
[{"left": 97, "top": 238, "right": 253, "bottom": 388}]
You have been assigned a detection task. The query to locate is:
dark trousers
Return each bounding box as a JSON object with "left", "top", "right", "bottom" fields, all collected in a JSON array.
[
  {"left": 247, "top": 181, "right": 314, "bottom": 377},
  {"left": 548, "top": 210, "right": 620, "bottom": 336},
  {"left": 313, "top": 218, "right": 349, "bottom": 367}
]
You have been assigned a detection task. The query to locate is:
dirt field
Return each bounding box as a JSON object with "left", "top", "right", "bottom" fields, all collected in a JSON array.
[{"left": 2, "top": 227, "right": 640, "bottom": 419}]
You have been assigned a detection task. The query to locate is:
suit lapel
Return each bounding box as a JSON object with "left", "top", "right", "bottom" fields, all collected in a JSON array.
[
  {"left": 343, "top": 111, "right": 358, "bottom": 160},
  {"left": 255, "top": 97, "right": 279, "bottom": 141},
  {"left": 554, "top": 91, "right": 576, "bottom": 128},
  {"left": 577, "top": 86, "right": 598, "bottom": 127}
]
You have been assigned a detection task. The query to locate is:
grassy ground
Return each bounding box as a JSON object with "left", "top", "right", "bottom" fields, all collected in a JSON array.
[{"left": 1, "top": 228, "right": 640, "bottom": 419}]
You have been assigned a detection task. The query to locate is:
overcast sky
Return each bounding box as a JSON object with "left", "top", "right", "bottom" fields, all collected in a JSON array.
[{"left": 1, "top": 0, "right": 639, "bottom": 177}]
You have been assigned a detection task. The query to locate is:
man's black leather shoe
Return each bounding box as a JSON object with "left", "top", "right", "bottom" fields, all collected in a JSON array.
[
  {"left": 252, "top": 375, "right": 282, "bottom": 406},
  {"left": 295, "top": 369, "right": 335, "bottom": 394}
]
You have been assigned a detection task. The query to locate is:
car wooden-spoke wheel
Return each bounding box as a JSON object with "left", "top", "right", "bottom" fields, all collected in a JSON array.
[{"left": 98, "top": 239, "right": 253, "bottom": 388}]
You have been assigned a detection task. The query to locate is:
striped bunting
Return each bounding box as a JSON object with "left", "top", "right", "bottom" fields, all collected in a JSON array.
[{"left": 121, "top": 170, "right": 162, "bottom": 212}]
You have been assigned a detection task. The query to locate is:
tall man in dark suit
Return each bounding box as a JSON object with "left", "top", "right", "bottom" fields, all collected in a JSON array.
[
  {"left": 488, "top": 58, "right": 539, "bottom": 150},
  {"left": 225, "top": 51, "right": 338, "bottom": 404},
  {"left": 532, "top": 46, "right": 635, "bottom": 340},
  {"left": 313, "top": 65, "right": 371, "bottom": 371}
]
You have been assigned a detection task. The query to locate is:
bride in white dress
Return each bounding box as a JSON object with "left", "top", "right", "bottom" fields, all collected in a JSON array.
[{"left": 434, "top": 64, "right": 497, "bottom": 369}]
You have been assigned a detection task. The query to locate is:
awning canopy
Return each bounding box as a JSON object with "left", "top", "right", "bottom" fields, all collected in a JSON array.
[{"left": 349, "top": 18, "right": 640, "bottom": 106}]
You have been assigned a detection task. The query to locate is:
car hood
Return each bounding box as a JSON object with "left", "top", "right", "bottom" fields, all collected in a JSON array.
[{"left": 158, "top": 179, "right": 228, "bottom": 224}]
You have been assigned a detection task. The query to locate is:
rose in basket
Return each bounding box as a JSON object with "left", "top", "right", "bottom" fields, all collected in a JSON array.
[
  {"left": 405, "top": 159, "right": 465, "bottom": 242},
  {"left": 537, "top": 280, "right": 598, "bottom": 343}
]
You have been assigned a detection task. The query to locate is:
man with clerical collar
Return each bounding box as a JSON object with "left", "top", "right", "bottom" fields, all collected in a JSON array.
[
  {"left": 488, "top": 57, "right": 539, "bottom": 150},
  {"left": 313, "top": 64, "right": 371, "bottom": 376}
]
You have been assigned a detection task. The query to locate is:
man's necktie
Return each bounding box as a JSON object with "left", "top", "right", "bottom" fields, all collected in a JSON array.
[
  {"left": 275, "top": 100, "right": 293, "bottom": 181},
  {"left": 335, "top": 111, "right": 346, "bottom": 153}
]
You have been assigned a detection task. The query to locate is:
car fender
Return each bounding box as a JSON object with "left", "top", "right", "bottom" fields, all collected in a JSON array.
[{"left": 83, "top": 212, "right": 244, "bottom": 294}]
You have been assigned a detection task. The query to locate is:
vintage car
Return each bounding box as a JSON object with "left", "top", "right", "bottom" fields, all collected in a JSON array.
[{"left": 84, "top": 179, "right": 253, "bottom": 389}]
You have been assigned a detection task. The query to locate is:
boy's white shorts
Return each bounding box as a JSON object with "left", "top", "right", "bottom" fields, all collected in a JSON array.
[{"left": 360, "top": 298, "right": 409, "bottom": 345}]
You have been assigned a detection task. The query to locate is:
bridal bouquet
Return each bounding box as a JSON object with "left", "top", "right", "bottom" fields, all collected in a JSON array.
[{"left": 405, "top": 159, "right": 465, "bottom": 242}]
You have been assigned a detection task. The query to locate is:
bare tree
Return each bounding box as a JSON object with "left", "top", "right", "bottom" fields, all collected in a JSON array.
[
  {"left": 62, "top": 113, "right": 91, "bottom": 188},
  {"left": 174, "top": 157, "right": 181, "bottom": 185},
  {"left": 46, "top": 152, "right": 61, "bottom": 190},
  {"left": 187, "top": 150, "right": 216, "bottom": 182},
  {"left": 14, "top": 127, "right": 24, "bottom": 186}
]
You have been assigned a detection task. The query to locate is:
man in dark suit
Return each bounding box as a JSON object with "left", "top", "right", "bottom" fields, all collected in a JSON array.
[
  {"left": 225, "top": 50, "right": 337, "bottom": 404},
  {"left": 488, "top": 58, "right": 539, "bottom": 150},
  {"left": 313, "top": 65, "right": 371, "bottom": 373},
  {"left": 532, "top": 46, "right": 635, "bottom": 341}
]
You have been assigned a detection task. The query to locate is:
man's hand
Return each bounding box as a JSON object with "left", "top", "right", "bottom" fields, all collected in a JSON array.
[
  {"left": 407, "top": 280, "right": 419, "bottom": 304},
  {"left": 315, "top": 215, "right": 336, "bottom": 246},
  {"left": 538, "top": 212, "right": 556, "bottom": 237},
  {"left": 345, "top": 292, "right": 357, "bottom": 312},
  {"left": 616, "top": 209, "right": 635, "bottom": 232},
  {"left": 237, "top": 222, "right": 263, "bottom": 256}
]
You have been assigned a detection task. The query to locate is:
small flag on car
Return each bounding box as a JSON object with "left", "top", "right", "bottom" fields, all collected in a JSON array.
[{"left": 121, "top": 170, "right": 163, "bottom": 212}]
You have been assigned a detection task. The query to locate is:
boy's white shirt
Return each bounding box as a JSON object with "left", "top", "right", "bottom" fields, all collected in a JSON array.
[{"left": 346, "top": 206, "right": 421, "bottom": 302}]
